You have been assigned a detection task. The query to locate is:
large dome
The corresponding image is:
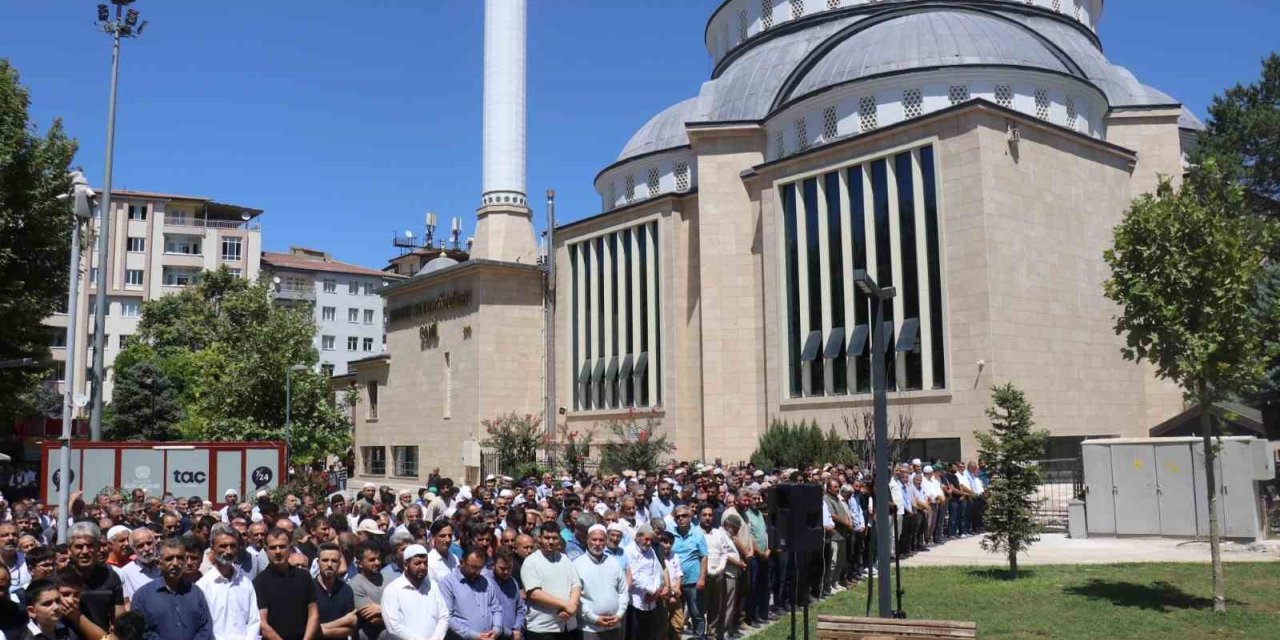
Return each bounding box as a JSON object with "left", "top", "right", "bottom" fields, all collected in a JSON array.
[
  {"left": 785, "top": 10, "right": 1077, "bottom": 105},
  {"left": 617, "top": 97, "right": 700, "bottom": 162}
]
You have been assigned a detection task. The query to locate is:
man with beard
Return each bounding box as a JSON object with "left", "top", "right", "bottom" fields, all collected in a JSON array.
[
  {"left": 484, "top": 547, "right": 525, "bottom": 640},
  {"left": 255, "top": 528, "right": 318, "bottom": 640},
  {"left": 103, "top": 526, "right": 132, "bottom": 569},
  {"left": 381, "top": 545, "right": 448, "bottom": 640},
  {"left": 348, "top": 543, "right": 387, "bottom": 640},
  {"left": 0, "top": 522, "right": 31, "bottom": 595},
  {"left": 196, "top": 526, "right": 260, "bottom": 640},
  {"left": 66, "top": 522, "right": 123, "bottom": 631},
  {"left": 573, "top": 525, "right": 626, "bottom": 640},
  {"left": 161, "top": 513, "right": 183, "bottom": 540},
  {"left": 121, "top": 528, "right": 161, "bottom": 606},
  {"left": 439, "top": 547, "right": 503, "bottom": 640},
  {"left": 130, "top": 538, "right": 214, "bottom": 640},
  {"left": 510, "top": 535, "right": 535, "bottom": 591},
  {"left": 648, "top": 481, "right": 676, "bottom": 522},
  {"left": 314, "top": 544, "right": 356, "bottom": 640}
]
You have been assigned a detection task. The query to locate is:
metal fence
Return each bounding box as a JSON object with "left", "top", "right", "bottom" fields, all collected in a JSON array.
[{"left": 1032, "top": 457, "right": 1083, "bottom": 532}]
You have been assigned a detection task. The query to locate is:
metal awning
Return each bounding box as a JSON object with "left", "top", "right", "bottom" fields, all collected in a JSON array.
[
  {"left": 800, "top": 330, "right": 822, "bottom": 362},
  {"left": 823, "top": 327, "right": 846, "bottom": 359}
]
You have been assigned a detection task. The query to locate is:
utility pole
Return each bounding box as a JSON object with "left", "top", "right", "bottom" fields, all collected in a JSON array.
[
  {"left": 57, "top": 171, "right": 95, "bottom": 543},
  {"left": 88, "top": 1, "right": 147, "bottom": 440},
  {"left": 543, "top": 190, "right": 557, "bottom": 471}
]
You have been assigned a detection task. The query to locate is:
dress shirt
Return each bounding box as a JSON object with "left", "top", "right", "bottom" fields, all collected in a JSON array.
[
  {"left": 438, "top": 569, "right": 502, "bottom": 640},
  {"left": 571, "top": 552, "right": 627, "bottom": 633},
  {"left": 648, "top": 497, "right": 674, "bottom": 521},
  {"left": 380, "top": 574, "right": 449, "bottom": 640},
  {"left": 848, "top": 496, "right": 865, "bottom": 531},
  {"left": 965, "top": 472, "right": 985, "bottom": 496},
  {"left": 704, "top": 528, "right": 740, "bottom": 577},
  {"left": 888, "top": 479, "right": 905, "bottom": 513},
  {"left": 480, "top": 569, "right": 525, "bottom": 638},
  {"left": 623, "top": 543, "right": 662, "bottom": 611},
  {"left": 908, "top": 484, "right": 930, "bottom": 509},
  {"left": 426, "top": 549, "right": 458, "bottom": 586},
  {"left": 670, "top": 527, "right": 706, "bottom": 586},
  {"left": 196, "top": 567, "right": 260, "bottom": 640},
  {"left": 563, "top": 536, "right": 586, "bottom": 561},
  {"left": 821, "top": 501, "right": 833, "bottom": 529},
  {"left": 130, "top": 578, "right": 214, "bottom": 640}
]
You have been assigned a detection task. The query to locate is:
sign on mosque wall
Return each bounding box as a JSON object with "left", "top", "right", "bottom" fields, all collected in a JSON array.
[{"left": 388, "top": 290, "right": 472, "bottom": 323}]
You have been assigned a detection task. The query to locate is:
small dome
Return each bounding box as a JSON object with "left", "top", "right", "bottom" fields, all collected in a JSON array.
[
  {"left": 1178, "top": 106, "right": 1206, "bottom": 132},
  {"left": 421, "top": 256, "right": 458, "bottom": 275},
  {"left": 617, "top": 97, "right": 701, "bottom": 162},
  {"left": 787, "top": 11, "right": 1076, "bottom": 104}
]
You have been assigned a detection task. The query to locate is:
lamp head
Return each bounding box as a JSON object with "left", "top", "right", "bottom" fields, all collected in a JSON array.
[{"left": 97, "top": 4, "right": 109, "bottom": 22}]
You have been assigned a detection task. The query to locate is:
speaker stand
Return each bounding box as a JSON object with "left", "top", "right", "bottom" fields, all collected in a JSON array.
[{"left": 787, "top": 549, "right": 811, "bottom": 640}]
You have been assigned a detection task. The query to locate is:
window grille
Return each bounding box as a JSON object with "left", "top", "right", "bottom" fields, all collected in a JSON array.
[
  {"left": 903, "top": 89, "right": 923, "bottom": 118},
  {"left": 1074, "top": 4, "right": 1082, "bottom": 20},
  {"left": 674, "top": 162, "right": 690, "bottom": 192},
  {"left": 822, "top": 106, "right": 838, "bottom": 141},
  {"left": 948, "top": 85, "right": 969, "bottom": 105},
  {"left": 1052, "top": 0, "right": 1062, "bottom": 12},
  {"left": 795, "top": 117, "right": 809, "bottom": 151},
  {"left": 1066, "top": 97, "right": 1078, "bottom": 130},
  {"left": 774, "top": 130, "right": 786, "bottom": 159},
  {"left": 995, "top": 85, "right": 1013, "bottom": 108},
  {"left": 625, "top": 175, "right": 636, "bottom": 202},
  {"left": 738, "top": 10, "right": 748, "bottom": 42},
  {"left": 647, "top": 167, "right": 661, "bottom": 197},
  {"left": 1035, "top": 89, "right": 1050, "bottom": 120},
  {"left": 761, "top": 0, "right": 774, "bottom": 29},
  {"left": 790, "top": 0, "right": 805, "bottom": 20},
  {"left": 859, "top": 96, "right": 878, "bottom": 131},
  {"left": 827, "top": 0, "right": 841, "bottom": 9}
]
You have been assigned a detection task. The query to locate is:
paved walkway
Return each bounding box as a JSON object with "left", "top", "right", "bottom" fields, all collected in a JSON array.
[{"left": 901, "top": 532, "right": 1280, "bottom": 567}]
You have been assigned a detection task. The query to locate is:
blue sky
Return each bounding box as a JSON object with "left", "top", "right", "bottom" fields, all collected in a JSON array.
[{"left": 6, "top": 1, "right": 1277, "bottom": 270}]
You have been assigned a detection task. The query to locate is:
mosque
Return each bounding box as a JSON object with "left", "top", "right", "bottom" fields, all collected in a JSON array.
[{"left": 347, "top": 0, "right": 1205, "bottom": 484}]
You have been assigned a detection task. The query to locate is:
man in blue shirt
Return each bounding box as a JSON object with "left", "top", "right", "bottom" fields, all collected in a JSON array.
[
  {"left": 671, "top": 505, "right": 707, "bottom": 640},
  {"left": 130, "top": 538, "right": 214, "bottom": 640},
  {"left": 438, "top": 547, "right": 503, "bottom": 640}
]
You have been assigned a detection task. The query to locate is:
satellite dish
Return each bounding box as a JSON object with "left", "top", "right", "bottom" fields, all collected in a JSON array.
[
  {"left": 240, "top": 212, "right": 252, "bottom": 221},
  {"left": 272, "top": 276, "right": 281, "bottom": 285},
  {"left": 73, "top": 394, "right": 89, "bottom": 408},
  {"left": 404, "top": 230, "right": 415, "bottom": 239}
]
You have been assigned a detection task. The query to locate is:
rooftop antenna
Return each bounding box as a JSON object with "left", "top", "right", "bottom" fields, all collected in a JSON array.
[
  {"left": 450, "top": 217, "right": 462, "bottom": 250},
  {"left": 425, "top": 212, "right": 438, "bottom": 248}
]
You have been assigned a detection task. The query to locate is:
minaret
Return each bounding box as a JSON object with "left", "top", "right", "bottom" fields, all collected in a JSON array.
[{"left": 472, "top": 0, "right": 537, "bottom": 263}]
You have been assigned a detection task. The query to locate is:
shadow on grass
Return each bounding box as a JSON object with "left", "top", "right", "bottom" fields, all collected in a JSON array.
[
  {"left": 966, "top": 567, "right": 1037, "bottom": 581},
  {"left": 1063, "top": 579, "right": 1237, "bottom": 612}
]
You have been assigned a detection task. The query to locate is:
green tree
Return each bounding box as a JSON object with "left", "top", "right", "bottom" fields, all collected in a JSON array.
[
  {"left": 1104, "top": 163, "right": 1280, "bottom": 610},
  {"left": 598, "top": 409, "right": 675, "bottom": 474},
  {"left": 975, "top": 383, "right": 1048, "bottom": 579},
  {"left": 750, "top": 419, "right": 857, "bottom": 470},
  {"left": 103, "top": 357, "right": 183, "bottom": 441},
  {"left": 1191, "top": 53, "right": 1280, "bottom": 209},
  {"left": 0, "top": 60, "right": 76, "bottom": 419},
  {"left": 124, "top": 267, "right": 352, "bottom": 464},
  {"left": 481, "top": 413, "right": 544, "bottom": 478}
]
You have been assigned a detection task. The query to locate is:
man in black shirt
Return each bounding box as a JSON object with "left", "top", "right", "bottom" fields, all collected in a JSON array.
[
  {"left": 66, "top": 522, "right": 123, "bottom": 632},
  {"left": 255, "top": 528, "right": 318, "bottom": 640},
  {"left": 314, "top": 544, "right": 355, "bottom": 640}
]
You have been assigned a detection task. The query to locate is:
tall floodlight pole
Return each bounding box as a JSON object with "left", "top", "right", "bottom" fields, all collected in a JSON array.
[
  {"left": 56, "top": 172, "right": 95, "bottom": 543},
  {"left": 88, "top": 1, "right": 147, "bottom": 440},
  {"left": 544, "top": 190, "right": 557, "bottom": 471},
  {"left": 855, "top": 269, "right": 895, "bottom": 618}
]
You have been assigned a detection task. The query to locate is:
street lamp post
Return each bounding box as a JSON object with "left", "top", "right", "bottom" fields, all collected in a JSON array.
[
  {"left": 56, "top": 171, "right": 95, "bottom": 544},
  {"left": 88, "top": 1, "right": 147, "bottom": 441},
  {"left": 854, "top": 269, "right": 896, "bottom": 618}
]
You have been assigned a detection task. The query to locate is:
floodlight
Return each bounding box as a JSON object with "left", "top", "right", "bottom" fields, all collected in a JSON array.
[
  {"left": 98, "top": 4, "right": 109, "bottom": 21},
  {"left": 125, "top": 8, "right": 138, "bottom": 27}
]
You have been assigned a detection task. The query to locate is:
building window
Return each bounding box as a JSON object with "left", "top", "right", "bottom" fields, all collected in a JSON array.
[
  {"left": 363, "top": 282, "right": 375, "bottom": 295},
  {"left": 220, "top": 237, "right": 242, "bottom": 261},
  {"left": 164, "top": 237, "right": 202, "bottom": 255},
  {"left": 229, "top": 268, "right": 242, "bottom": 278},
  {"left": 995, "top": 85, "right": 1013, "bottom": 108},
  {"left": 121, "top": 301, "right": 140, "bottom": 318},
  {"left": 126, "top": 237, "right": 145, "bottom": 253},
  {"left": 127, "top": 204, "right": 146, "bottom": 221},
  {"left": 362, "top": 337, "right": 374, "bottom": 352},
  {"left": 948, "top": 84, "right": 969, "bottom": 105},
  {"left": 363, "top": 309, "right": 374, "bottom": 324},
  {"left": 348, "top": 308, "right": 359, "bottom": 323},
  {"left": 795, "top": 117, "right": 809, "bottom": 151},
  {"left": 673, "top": 162, "right": 690, "bottom": 192},
  {"left": 367, "top": 381, "right": 379, "bottom": 419},
  {"left": 348, "top": 280, "right": 359, "bottom": 294},
  {"left": 322, "top": 306, "right": 335, "bottom": 321},
  {"left": 392, "top": 446, "right": 418, "bottom": 478},
  {"left": 822, "top": 106, "right": 838, "bottom": 141},
  {"left": 320, "top": 363, "right": 334, "bottom": 377},
  {"left": 903, "top": 88, "right": 923, "bottom": 118},
  {"left": 322, "top": 335, "right": 335, "bottom": 351},
  {"left": 1035, "top": 89, "right": 1050, "bottom": 120},
  {"left": 323, "top": 279, "right": 336, "bottom": 293},
  {"left": 647, "top": 167, "right": 660, "bottom": 197},
  {"left": 118, "top": 334, "right": 130, "bottom": 349},
  {"left": 347, "top": 336, "right": 358, "bottom": 351},
  {"left": 125, "top": 269, "right": 144, "bottom": 286},
  {"left": 774, "top": 130, "right": 786, "bottom": 159},
  {"left": 624, "top": 175, "right": 636, "bottom": 203},
  {"left": 567, "top": 220, "right": 662, "bottom": 411},
  {"left": 761, "top": 0, "right": 773, "bottom": 29},
  {"left": 858, "top": 96, "right": 878, "bottom": 131},
  {"left": 162, "top": 268, "right": 198, "bottom": 287},
  {"left": 738, "top": 9, "right": 748, "bottom": 42},
  {"left": 443, "top": 351, "right": 452, "bottom": 419},
  {"left": 88, "top": 268, "right": 99, "bottom": 286},
  {"left": 780, "top": 144, "right": 946, "bottom": 399},
  {"left": 789, "top": 0, "right": 804, "bottom": 20},
  {"left": 50, "top": 332, "right": 67, "bottom": 348},
  {"left": 361, "top": 446, "right": 386, "bottom": 476},
  {"left": 1066, "top": 97, "right": 1078, "bottom": 130}
]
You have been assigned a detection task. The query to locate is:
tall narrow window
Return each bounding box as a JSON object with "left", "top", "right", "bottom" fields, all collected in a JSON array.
[
  {"left": 795, "top": 117, "right": 810, "bottom": 152},
  {"left": 1035, "top": 89, "right": 1050, "bottom": 120},
  {"left": 367, "top": 381, "right": 378, "bottom": 419},
  {"left": 674, "top": 162, "right": 690, "bottom": 192},
  {"left": 625, "top": 175, "right": 636, "bottom": 203},
  {"left": 443, "top": 352, "right": 452, "bottom": 419},
  {"left": 903, "top": 89, "right": 923, "bottom": 118},
  {"left": 948, "top": 85, "right": 969, "bottom": 105},
  {"left": 774, "top": 130, "right": 786, "bottom": 159},
  {"left": 1066, "top": 97, "right": 1078, "bottom": 130},
  {"left": 859, "top": 96, "right": 878, "bottom": 131},
  {"left": 738, "top": 10, "right": 749, "bottom": 42},
  {"left": 647, "top": 167, "right": 661, "bottom": 197},
  {"left": 790, "top": 0, "right": 805, "bottom": 19},
  {"left": 995, "top": 85, "right": 1013, "bottom": 108},
  {"left": 760, "top": 0, "right": 774, "bottom": 29},
  {"left": 822, "top": 106, "right": 838, "bottom": 141}
]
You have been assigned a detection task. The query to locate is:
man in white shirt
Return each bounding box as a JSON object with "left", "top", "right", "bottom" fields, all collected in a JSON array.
[
  {"left": 705, "top": 515, "right": 746, "bottom": 640},
  {"left": 196, "top": 527, "right": 261, "bottom": 640},
  {"left": 381, "top": 544, "right": 449, "bottom": 640},
  {"left": 623, "top": 524, "right": 663, "bottom": 640},
  {"left": 121, "top": 527, "right": 161, "bottom": 606},
  {"left": 426, "top": 521, "right": 457, "bottom": 586},
  {"left": 965, "top": 462, "right": 986, "bottom": 534},
  {"left": 218, "top": 490, "right": 239, "bottom": 523}
]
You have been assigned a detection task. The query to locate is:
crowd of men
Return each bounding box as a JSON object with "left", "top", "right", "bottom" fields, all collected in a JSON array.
[{"left": 0, "top": 458, "right": 988, "bottom": 640}]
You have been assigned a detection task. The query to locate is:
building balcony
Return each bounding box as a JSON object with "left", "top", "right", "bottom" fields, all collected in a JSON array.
[
  {"left": 164, "top": 214, "right": 261, "bottom": 232},
  {"left": 272, "top": 285, "right": 316, "bottom": 302}
]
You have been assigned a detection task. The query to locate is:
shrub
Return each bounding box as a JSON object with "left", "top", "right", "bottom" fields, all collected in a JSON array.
[
  {"left": 750, "top": 419, "right": 857, "bottom": 470},
  {"left": 481, "top": 413, "right": 543, "bottom": 477},
  {"left": 598, "top": 409, "right": 675, "bottom": 474}
]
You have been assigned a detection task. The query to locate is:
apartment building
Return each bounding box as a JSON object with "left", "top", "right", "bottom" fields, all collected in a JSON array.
[
  {"left": 45, "top": 189, "right": 262, "bottom": 405},
  {"left": 262, "top": 248, "right": 403, "bottom": 376}
]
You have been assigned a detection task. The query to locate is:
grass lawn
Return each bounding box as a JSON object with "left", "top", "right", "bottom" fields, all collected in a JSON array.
[{"left": 751, "top": 563, "right": 1280, "bottom": 640}]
